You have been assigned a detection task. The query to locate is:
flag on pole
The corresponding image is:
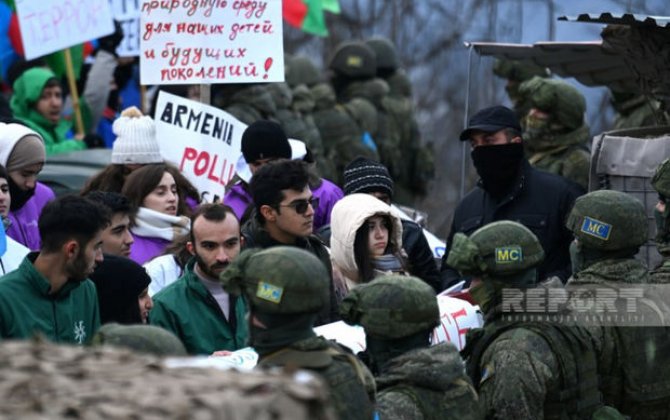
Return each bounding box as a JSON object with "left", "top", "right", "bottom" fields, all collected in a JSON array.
[{"left": 283, "top": 0, "right": 340, "bottom": 37}]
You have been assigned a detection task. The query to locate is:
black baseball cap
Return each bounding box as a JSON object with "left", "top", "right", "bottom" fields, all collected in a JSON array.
[{"left": 459, "top": 105, "right": 521, "bottom": 141}]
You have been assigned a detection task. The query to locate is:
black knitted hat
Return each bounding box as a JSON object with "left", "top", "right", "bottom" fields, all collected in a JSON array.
[
  {"left": 343, "top": 157, "right": 394, "bottom": 197},
  {"left": 89, "top": 254, "right": 151, "bottom": 325},
  {"left": 241, "top": 120, "right": 291, "bottom": 163}
]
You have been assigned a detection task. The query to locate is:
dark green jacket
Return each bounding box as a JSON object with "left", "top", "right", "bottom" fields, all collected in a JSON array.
[
  {"left": 150, "top": 260, "right": 248, "bottom": 355},
  {"left": 0, "top": 253, "right": 100, "bottom": 344}
]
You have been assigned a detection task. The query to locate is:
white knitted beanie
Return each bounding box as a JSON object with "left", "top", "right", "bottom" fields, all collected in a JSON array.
[{"left": 111, "top": 107, "right": 163, "bottom": 165}]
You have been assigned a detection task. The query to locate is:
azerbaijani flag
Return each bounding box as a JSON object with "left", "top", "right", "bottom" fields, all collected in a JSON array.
[{"left": 283, "top": 0, "right": 341, "bottom": 37}]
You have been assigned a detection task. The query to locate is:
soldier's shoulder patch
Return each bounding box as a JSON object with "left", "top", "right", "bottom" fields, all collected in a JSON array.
[
  {"left": 480, "top": 363, "right": 495, "bottom": 384},
  {"left": 580, "top": 216, "right": 612, "bottom": 240},
  {"left": 256, "top": 281, "right": 284, "bottom": 304},
  {"left": 495, "top": 246, "right": 523, "bottom": 264}
]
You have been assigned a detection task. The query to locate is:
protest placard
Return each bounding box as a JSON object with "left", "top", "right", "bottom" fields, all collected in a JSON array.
[
  {"left": 314, "top": 296, "right": 482, "bottom": 353},
  {"left": 111, "top": 0, "right": 141, "bottom": 57},
  {"left": 155, "top": 91, "right": 244, "bottom": 202},
  {"left": 15, "top": 0, "right": 115, "bottom": 60},
  {"left": 140, "top": 0, "right": 283, "bottom": 84}
]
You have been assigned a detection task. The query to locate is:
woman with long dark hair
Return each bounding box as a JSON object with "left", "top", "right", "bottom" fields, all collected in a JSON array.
[{"left": 330, "top": 193, "right": 407, "bottom": 301}]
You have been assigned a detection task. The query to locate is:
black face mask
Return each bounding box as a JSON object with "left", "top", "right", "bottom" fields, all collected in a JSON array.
[
  {"left": 8, "top": 176, "right": 35, "bottom": 211},
  {"left": 471, "top": 143, "right": 524, "bottom": 198}
]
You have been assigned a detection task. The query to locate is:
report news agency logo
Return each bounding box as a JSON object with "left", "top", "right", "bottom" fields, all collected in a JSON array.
[{"left": 499, "top": 284, "right": 670, "bottom": 326}]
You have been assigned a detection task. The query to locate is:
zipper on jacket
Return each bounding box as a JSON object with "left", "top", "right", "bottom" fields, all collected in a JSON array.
[{"left": 52, "top": 299, "right": 59, "bottom": 342}]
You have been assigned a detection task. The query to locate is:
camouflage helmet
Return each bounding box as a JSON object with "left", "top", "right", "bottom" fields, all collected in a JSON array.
[
  {"left": 91, "top": 323, "right": 187, "bottom": 356},
  {"left": 566, "top": 190, "right": 648, "bottom": 251},
  {"left": 286, "top": 56, "right": 321, "bottom": 88},
  {"left": 339, "top": 275, "right": 439, "bottom": 339},
  {"left": 220, "top": 247, "right": 329, "bottom": 314},
  {"left": 328, "top": 41, "right": 377, "bottom": 79},
  {"left": 519, "top": 76, "right": 586, "bottom": 131},
  {"left": 492, "top": 59, "right": 550, "bottom": 82},
  {"left": 652, "top": 158, "right": 670, "bottom": 198},
  {"left": 447, "top": 221, "right": 545, "bottom": 278},
  {"left": 365, "top": 37, "right": 400, "bottom": 71}
]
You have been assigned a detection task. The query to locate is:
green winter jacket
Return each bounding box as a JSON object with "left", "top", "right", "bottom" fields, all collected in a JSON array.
[
  {"left": 10, "top": 67, "right": 86, "bottom": 156},
  {"left": 0, "top": 253, "right": 100, "bottom": 344},
  {"left": 150, "top": 260, "right": 248, "bottom": 355}
]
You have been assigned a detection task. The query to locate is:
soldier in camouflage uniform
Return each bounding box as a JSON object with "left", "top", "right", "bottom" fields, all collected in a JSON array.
[
  {"left": 340, "top": 275, "right": 481, "bottom": 419},
  {"left": 366, "top": 37, "right": 434, "bottom": 204},
  {"left": 611, "top": 90, "right": 665, "bottom": 130},
  {"left": 282, "top": 56, "right": 336, "bottom": 181},
  {"left": 212, "top": 84, "right": 277, "bottom": 125},
  {"left": 651, "top": 158, "right": 670, "bottom": 282},
  {"left": 566, "top": 190, "right": 670, "bottom": 418},
  {"left": 518, "top": 76, "right": 590, "bottom": 191},
  {"left": 450, "top": 221, "right": 617, "bottom": 419},
  {"left": 220, "top": 246, "right": 376, "bottom": 420},
  {"left": 311, "top": 81, "right": 378, "bottom": 186},
  {"left": 492, "top": 59, "right": 550, "bottom": 122}
]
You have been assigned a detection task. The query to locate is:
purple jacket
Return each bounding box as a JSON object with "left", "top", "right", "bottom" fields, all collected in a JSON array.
[
  {"left": 312, "top": 178, "right": 343, "bottom": 231},
  {"left": 224, "top": 179, "right": 343, "bottom": 231},
  {"left": 223, "top": 182, "right": 251, "bottom": 221},
  {"left": 7, "top": 182, "right": 55, "bottom": 251},
  {"left": 128, "top": 233, "right": 170, "bottom": 265}
]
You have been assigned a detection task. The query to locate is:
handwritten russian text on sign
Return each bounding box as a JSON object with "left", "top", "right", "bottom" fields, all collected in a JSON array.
[
  {"left": 155, "top": 91, "right": 244, "bottom": 201},
  {"left": 16, "top": 0, "right": 115, "bottom": 60},
  {"left": 140, "top": 0, "right": 283, "bottom": 85},
  {"left": 111, "top": 0, "right": 141, "bottom": 57}
]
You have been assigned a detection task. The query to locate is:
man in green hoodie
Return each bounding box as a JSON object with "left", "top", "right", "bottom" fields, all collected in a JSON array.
[
  {"left": 10, "top": 67, "right": 88, "bottom": 156},
  {"left": 0, "top": 195, "right": 110, "bottom": 344}
]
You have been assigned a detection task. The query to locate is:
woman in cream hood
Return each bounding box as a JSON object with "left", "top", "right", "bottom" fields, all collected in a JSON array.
[
  {"left": 330, "top": 193, "right": 406, "bottom": 300},
  {"left": 0, "top": 122, "right": 55, "bottom": 250}
]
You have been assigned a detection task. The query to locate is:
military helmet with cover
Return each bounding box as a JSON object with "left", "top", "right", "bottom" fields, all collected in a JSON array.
[
  {"left": 566, "top": 190, "right": 648, "bottom": 251},
  {"left": 365, "top": 37, "right": 400, "bottom": 71},
  {"left": 447, "top": 220, "right": 545, "bottom": 278},
  {"left": 492, "top": 59, "right": 550, "bottom": 82},
  {"left": 519, "top": 76, "right": 586, "bottom": 131},
  {"left": 340, "top": 275, "right": 439, "bottom": 339},
  {"left": 286, "top": 56, "right": 321, "bottom": 88},
  {"left": 220, "top": 247, "right": 329, "bottom": 314},
  {"left": 328, "top": 41, "right": 377, "bottom": 79}
]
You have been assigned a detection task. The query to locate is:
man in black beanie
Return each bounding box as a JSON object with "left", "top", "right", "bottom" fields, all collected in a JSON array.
[
  {"left": 317, "top": 156, "right": 441, "bottom": 293},
  {"left": 224, "top": 120, "right": 292, "bottom": 223},
  {"left": 440, "top": 105, "right": 583, "bottom": 290}
]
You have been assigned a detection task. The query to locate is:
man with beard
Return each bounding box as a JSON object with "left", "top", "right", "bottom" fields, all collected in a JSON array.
[
  {"left": 440, "top": 106, "right": 582, "bottom": 289},
  {"left": 150, "top": 204, "right": 248, "bottom": 355},
  {"left": 0, "top": 195, "right": 110, "bottom": 344}
]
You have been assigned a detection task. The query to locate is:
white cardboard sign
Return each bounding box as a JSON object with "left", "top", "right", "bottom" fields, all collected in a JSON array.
[
  {"left": 139, "top": 0, "right": 284, "bottom": 84},
  {"left": 155, "top": 91, "right": 245, "bottom": 202},
  {"left": 16, "top": 0, "right": 115, "bottom": 60},
  {"left": 111, "top": 0, "right": 141, "bottom": 57}
]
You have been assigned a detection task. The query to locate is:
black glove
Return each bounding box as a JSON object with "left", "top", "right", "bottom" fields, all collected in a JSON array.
[
  {"left": 98, "top": 20, "right": 124, "bottom": 56},
  {"left": 83, "top": 133, "right": 105, "bottom": 149}
]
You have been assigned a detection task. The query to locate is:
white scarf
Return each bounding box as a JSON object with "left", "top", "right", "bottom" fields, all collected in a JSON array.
[{"left": 132, "top": 207, "right": 190, "bottom": 241}]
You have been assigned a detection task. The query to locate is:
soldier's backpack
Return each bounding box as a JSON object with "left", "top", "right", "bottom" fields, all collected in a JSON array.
[{"left": 463, "top": 321, "right": 623, "bottom": 420}]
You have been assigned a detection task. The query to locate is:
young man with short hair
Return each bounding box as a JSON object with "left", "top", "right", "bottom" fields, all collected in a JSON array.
[
  {"left": 0, "top": 195, "right": 110, "bottom": 344},
  {"left": 242, "top": 159, "right": 338, "bottom": 325},
  {"left": 150, "top": 204, "right": 247, "bottom": 355},
  {"left": 84, "top": 191, "right": 134, "bottom": 257}
]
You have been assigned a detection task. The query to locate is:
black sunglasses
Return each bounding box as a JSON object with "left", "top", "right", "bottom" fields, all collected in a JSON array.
[{"left": 278, "top": 197, "right": 319, "bottom": 215}]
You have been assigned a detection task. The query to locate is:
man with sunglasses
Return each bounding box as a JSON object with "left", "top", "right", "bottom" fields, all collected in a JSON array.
[{"left": 242, "top": 159, "right": 338, "bottom": 325}]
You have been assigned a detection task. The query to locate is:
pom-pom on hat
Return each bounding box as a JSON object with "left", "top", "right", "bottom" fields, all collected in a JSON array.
[
  {"left": 111, "top": 106, "right": 163, "bottom": 165},
  {"left": 343, "top": 156, "right": 394, "bottom": 198}
]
